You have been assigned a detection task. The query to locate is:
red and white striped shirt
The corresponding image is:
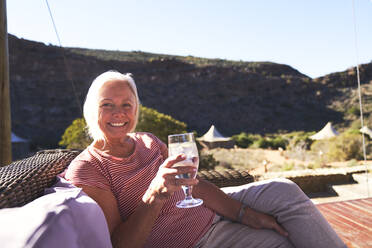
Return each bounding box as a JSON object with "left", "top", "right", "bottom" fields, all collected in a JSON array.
[{"left": 65, "top": 132, "right": 215, "bottom": 248}]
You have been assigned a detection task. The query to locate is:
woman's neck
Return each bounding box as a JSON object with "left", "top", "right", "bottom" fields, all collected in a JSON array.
[{"left": 93, "top": 136, "right": 135, "bottom": 158}]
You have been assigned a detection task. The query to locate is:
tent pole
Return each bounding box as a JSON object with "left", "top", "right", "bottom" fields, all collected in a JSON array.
[{"left": 0, "top": 0, "right": 12, "bottom": 166}]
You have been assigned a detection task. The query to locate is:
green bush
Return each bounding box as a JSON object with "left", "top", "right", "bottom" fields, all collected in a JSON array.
[
  {"left": 327, "top": 133, "right": 363, "bottom": 161},
  {"left": 59, "top": 105, "right": 188, "bottom": 149},
  {"left": 232, "top": 132, "right": 289, "bottom": 150},
  {"left": 231, "top": 132, "right": 261, "bottom": 148},
  {"left": 310, "top": 132, "right": 363, "bottom": 162},
  {"left": 347, "top": 106, "right": 361, "bottom": 117},
  {"left": 252, "top": 136, "right": 288, "bottom": 150},
  {"left": 59, "top": 118, "right": 92, "bottom": 149},
  {"left": 135, "top": 105, "right": 187, "bottom": 143},
  {"left": 345, "top": 128, "right": 361, "bottom": 135},
  {"left": 306, "top": 162, "right": 321, "bottom": 170},
  {"left": 199, "top": 153, "right": 219, "bottom": 171},
  {"left": 271, "top": 136, "right": 288, "bottom": 149},
  {"left": 253, "top": 137, "right": 271, "bottom": 149},
  {"left": 281, "top": 162, "right": 294, "bottom": 171},
  {"left": 286, "top": 131, "right": 315, "bottom": 150}
]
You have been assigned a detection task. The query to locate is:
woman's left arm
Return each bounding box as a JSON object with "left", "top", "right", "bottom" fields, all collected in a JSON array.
[
  {"left": 193, "top": 179, "right": 288, "bottom": 236},
  {"left": 193, "top": 179, "right": 241, "bottom": 221}
]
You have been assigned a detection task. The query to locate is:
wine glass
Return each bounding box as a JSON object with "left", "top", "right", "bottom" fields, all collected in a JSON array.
[{"left": 168, "top": 133, "right": 203, "bottom": 208}]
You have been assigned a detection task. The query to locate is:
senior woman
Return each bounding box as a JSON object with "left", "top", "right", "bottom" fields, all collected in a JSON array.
[{"left": 65, "top": 71, "right": 345, "bottom": 248}]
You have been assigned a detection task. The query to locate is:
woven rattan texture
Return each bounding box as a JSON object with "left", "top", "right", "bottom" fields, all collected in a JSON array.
[
  {"left": 0, "top": 149, "right": 254, "bottom": 209},
  {"left": 198, "top": 170, "right": 254, "bottom": 188},
  {"left": 0, "top": 149, "right": 81, "bottom": 208}
]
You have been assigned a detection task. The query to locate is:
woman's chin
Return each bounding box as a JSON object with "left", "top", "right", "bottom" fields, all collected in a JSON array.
[{"left": 105, "top": 130, "right": 131, "bottom": 141}]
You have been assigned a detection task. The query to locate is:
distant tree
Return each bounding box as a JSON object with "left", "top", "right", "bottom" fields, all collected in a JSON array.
[
  {"left": 199, "top": 153, "right": 219, "bottom": 171},
  {"left": 136, "top": 105, "right": 187, "bottom": 143},
  {"left": 251, "top": 136, "right": 289, "bottom": 150},
  {"left": 231, "top": 132, "right": 261, "bottom": 148},
  {"left": 59, "top": 118, "right": 92, "bottom": 149},
  {"left": 310, "top": 132, "right": 363, "bottom": 162},
  {"left": 286, "top": 131, "right": 315, "bottom": 150}
]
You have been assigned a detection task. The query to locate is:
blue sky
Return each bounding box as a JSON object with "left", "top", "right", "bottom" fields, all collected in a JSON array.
[{"left": 6, "top": 0, "right": 372, "bottom": 78}]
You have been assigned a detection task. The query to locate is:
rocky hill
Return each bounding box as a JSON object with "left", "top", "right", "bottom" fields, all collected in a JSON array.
[{"left": 8, "top": 34, "right": 372, "bottom": 149}]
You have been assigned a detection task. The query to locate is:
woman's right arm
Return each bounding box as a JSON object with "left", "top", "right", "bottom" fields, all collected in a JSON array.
[
  {"left": 75, "top": 154, "right": 198, "bottom": 248},
  {"left": 78, "top": 184, "right": 164, "bottom": 248}
]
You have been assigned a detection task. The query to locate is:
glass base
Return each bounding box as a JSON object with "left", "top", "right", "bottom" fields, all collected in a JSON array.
[{"left": 176, "top": 197, "right": 203, "bottom": 208}]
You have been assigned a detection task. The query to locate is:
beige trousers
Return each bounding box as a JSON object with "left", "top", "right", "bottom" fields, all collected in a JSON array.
[{"left": 196, "top": 178, "right": 346, "bottom": 248}]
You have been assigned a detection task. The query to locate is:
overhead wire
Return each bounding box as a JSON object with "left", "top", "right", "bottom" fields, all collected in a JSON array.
[
  {"left": 351, "top": 0, "right": 369, "bottom": 197},
  {"left": 45, "top": 0, "right": 83, "bottom": 115}
]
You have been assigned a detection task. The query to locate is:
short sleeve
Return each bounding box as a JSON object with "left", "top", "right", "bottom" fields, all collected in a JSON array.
[
  {"left": 158, "top": 138, "right": 168, "bottom": 160},
  {"left": 65, "top": 152, "right": 111, "bottom": 192},
  {"left": 148, "top": 133, "right": 168, "bottom": 160}
]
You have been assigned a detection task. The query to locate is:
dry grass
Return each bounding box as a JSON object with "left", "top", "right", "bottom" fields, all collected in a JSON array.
[
  {"left": 202, "top": 148, "right": 269, "bottom": 171},
  {"left": 203, "top": 147, "right": 368, "bottom": 174}
]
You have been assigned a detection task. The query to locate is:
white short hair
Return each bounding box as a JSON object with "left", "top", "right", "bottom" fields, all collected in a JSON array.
[{"left": 83, "top": 71, "right": 140, "bottom": 141}]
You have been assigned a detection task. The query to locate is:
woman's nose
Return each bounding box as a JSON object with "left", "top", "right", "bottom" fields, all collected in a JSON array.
[{"left": 112, "top": 106, "right": 126, "bottom": 116}]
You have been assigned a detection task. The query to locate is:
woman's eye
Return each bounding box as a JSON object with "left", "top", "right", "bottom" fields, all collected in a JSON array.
[
  {"left": 101, "top": 103, "right": 113, "bottom": 108},
  {"left": 123, "top": 103, "right": 131, "bottom": 108}
]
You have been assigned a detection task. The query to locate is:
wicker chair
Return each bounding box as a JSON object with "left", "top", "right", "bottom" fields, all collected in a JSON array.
[{"left": 0, "top": 149, "right": 254, "bottom": 209}]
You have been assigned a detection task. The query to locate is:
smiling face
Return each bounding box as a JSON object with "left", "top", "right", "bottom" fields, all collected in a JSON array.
[{"left": 97, "top": 79, "right": 137, "bottom": 143}]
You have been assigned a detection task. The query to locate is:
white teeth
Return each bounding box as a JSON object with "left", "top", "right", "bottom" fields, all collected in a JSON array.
[{"left": 110, "top": 122, "right": 125, "bottom": 127}]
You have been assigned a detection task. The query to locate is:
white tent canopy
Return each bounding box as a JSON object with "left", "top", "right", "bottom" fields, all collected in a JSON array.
[
  {"left": 11, "top": 132, "right": 30, "bottom": 160},
  {"left": 360, "top": 126, "right": 372, "bottom": 138},
  {"left": 197, "top": 125, "right": 231, "bottom": 142},
  {"left": 11, "top": 132, "right": 28, "bottom": 143},
  {"left": 310, "top": 122, "right": 339, "bottom": 140}
]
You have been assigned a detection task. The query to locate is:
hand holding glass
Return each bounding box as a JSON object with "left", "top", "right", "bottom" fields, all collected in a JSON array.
[{"left": 168, "top": 133, "right": 203, "bottom": 208}]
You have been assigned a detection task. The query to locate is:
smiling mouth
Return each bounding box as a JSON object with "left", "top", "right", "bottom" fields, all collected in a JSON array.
[{"left": 109, "top": 122, "right": 127, "bottom": 127}]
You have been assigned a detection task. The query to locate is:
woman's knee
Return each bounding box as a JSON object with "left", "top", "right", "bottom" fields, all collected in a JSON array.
[
  {"left": 259, "top": 178, "right": 309, "bottom": 206},
  {"left": 269, "top": 178, "right": 303, "bottom": 195}
]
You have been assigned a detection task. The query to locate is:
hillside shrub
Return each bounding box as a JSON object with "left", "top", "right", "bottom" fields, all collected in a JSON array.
[
  {"left": 253, "top": 137, "right": 271, "bottom": 149},
  {"left": 281, "top": 162, "right": 295, "bottom": 171},
  {"left": 231, "top": 132, "right": 261, "bottom": 148},
  {"left": 347, "top": 106, "right": 361, "bottom": 117},
  {"left": 59, "top": 118, "right": 92, "bottom": 149},
  {"left": 286, "top": 131, "right": 315, "bottom": 150},
  {"left": 199, "top": 153, "right": 219, "bottom": 171},
  {"left": 252, "top": 136, "right": 288, "bottom": 150},
  {"left": 327, "top": 133, "right": 363, "bottom": 161},
  {"left": 310, "top": 132, "right": 363, "bottom": 162},
  {"left": 349, "top": 119, "right": 362, "bottom": 130},
  {"left": 271, "top": 136, "right": 288, "bottom": 149},
  {"left": 59, "top": 105, "right": 188, "bottom": 149},
  {"left": 306, "top": 162, "right": 321, "bottom": 170},
  {"left": 136, "top": 105, "right": 187, "bottom": 143},
  {"left": 232, "top": 132, "right": 289, "bottom": 150}
]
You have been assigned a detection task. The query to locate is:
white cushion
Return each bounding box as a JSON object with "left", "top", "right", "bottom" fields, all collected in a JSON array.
[{"left": 0, "top": 177, "right": 112, "bottom": 248}]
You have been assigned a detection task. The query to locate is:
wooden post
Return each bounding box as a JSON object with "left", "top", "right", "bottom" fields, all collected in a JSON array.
[{"left": 0, "top": 0, "right": 12, "bottom": 166}]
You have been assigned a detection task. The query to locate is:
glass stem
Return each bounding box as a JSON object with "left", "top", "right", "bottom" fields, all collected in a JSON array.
[{"left": 184, "top": 186, "right": 193, "bottom": 198}]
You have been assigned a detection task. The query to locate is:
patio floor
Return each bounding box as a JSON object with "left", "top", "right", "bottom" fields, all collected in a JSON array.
[{"left": 316, "top": 197, "right": 372, "bottom": 248}]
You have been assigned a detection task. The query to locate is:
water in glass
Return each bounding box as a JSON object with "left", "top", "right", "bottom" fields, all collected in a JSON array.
[{"left": 168, "top": 133, "right": 203, "bottom": 208}]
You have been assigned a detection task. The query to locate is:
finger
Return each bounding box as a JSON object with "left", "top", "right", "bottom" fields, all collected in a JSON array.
[
  {"left": 163, "top": 166, "right": 197, "bottom": 177},
  {"left": 273, "top": 223, "right": 288, "bottom": 237},
  {"left": 173, "top": 158, "right": 194, "bottom": 167},
  {"left": 164, "top": 176, "right": 198, "bottom": 187},
  {"left": 162, "top": 154, "right": 186, "bottom": 168},
  {"left": 174, "top": 165, "right": 197, "bottom": 175},
  {"left": 159, "top": 188, "right": 172, "bottom": 199},
  {"left": 175, "top": 178, "right": 199, "bottom": 186}
]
